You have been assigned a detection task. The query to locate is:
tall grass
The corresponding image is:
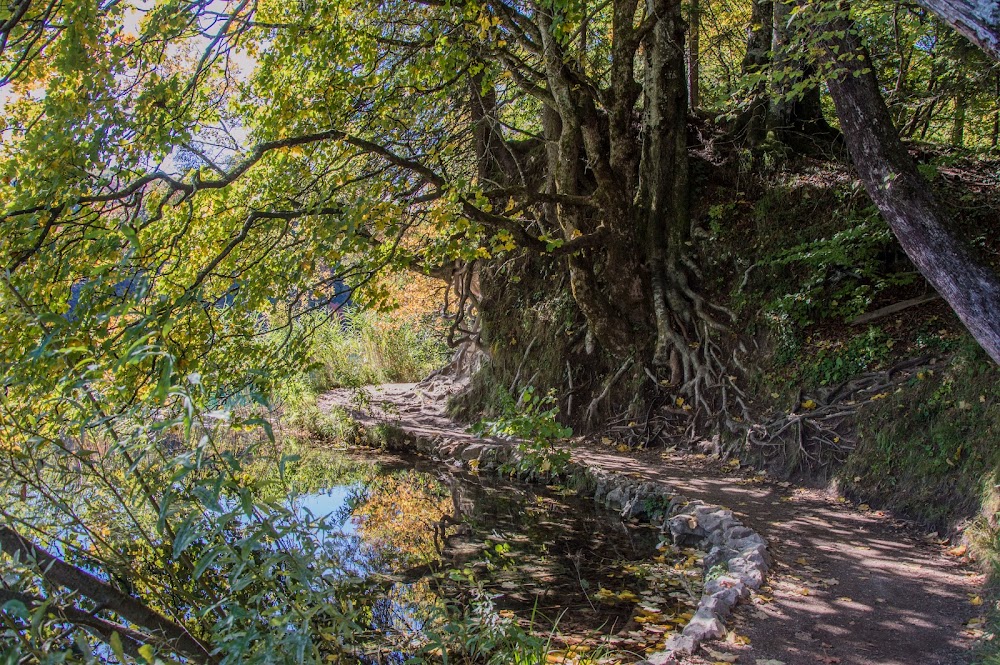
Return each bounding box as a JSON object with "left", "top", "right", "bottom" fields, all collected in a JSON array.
[
  {"left": 306, "top": 309, "right": 449, "bottom": 391},
  {"left": 277, "top": 309, "right": 448, "bottom": 439}
]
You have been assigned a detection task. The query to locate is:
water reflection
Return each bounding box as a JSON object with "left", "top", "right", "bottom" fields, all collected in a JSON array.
[{"left": 286, "top": 452, "right": 698, "bottom": 660}]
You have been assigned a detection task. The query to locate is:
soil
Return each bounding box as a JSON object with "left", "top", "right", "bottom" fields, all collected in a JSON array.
[{"left": 320, "top": 380, "right": 983, "bottom": 665}]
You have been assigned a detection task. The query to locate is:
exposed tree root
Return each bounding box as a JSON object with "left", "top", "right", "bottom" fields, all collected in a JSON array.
[{"left": 745, "top": 355, "right": 936, "bottom": 472}]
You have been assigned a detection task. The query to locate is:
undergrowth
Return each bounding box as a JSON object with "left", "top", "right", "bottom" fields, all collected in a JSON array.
[
  {"left": 277, "top": 310, "right": 447, "bottom": 441},
  {"left": 842, "top": 337, "right": 1000, "bottom": 529},
  {"left": 472, "top": 386, "right": 573, "bottom": 477}
]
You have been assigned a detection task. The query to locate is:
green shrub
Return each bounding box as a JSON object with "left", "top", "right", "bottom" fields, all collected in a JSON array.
[
  {"left": 763, "top": 209, "right": 916, "bottom": 327},
  {"left": 473, "top": 387, "right": 573, "bottom": 476},
  {"left": 797, "top": 326, "right": 894, "bottom": 387}
]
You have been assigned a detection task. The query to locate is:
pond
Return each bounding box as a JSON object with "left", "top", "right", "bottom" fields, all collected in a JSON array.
[{"left": 288, "top": 449, "right": 705, "bottom": 663}]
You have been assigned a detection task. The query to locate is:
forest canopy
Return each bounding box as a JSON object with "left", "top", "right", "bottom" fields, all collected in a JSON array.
[{"left": 1, "top": 0, "right": 999, "bottom": 661}]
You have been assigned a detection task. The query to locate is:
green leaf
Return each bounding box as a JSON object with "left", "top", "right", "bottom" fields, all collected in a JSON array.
[{"left": 110, "top": 632, "right": 126, "bottom": 662}]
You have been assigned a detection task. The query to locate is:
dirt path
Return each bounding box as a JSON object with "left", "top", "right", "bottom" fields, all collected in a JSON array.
[{"left": 320, "top": 382, "right": 983, "bottom": 665}]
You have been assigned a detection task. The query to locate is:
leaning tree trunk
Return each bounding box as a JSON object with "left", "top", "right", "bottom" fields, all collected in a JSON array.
[
  {"left": 915, "top": 0, "right": 1000, "bottom": 62},
  {"left": 813, "top": 8, "right": 1000, "bottom": 364}
]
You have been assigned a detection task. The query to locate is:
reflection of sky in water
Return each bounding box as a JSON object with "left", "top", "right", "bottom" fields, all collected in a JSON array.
[{"left": 292, "top": 484, "right": 358, "bottom": 536}]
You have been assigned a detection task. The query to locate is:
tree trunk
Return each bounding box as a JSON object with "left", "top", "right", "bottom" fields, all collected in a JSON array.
[
  {"left": 687, "top": 0, "right": 701, "bottom": 110},
  {"left": 993, "top": 73, "right": 1000, "bottom": 148},
  {"left": 951, "top": 91, "right": 966, "bottom": 146},
  {"left": 915, "top": 0, "right": 1000, "bottom": 62},
  {"left": 732, "top": 0, "right": 774, "bottom": 146},
  {"left": 0, "top": 526, "right": 216, "bottom": 663},
  {"left": 769, "top": 0, "right": 841, "bottom": 154},
  {"left": 814, "top": 9, "right": 1000, "bottom": 364},
  {"left": 641, "top": 0, "right": 691, "bottom": 370}
]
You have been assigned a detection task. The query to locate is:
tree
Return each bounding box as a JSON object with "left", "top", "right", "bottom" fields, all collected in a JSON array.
[
  {"left": 801, "top": 1, "right": 1000, "bottom": 364},
  {"left": 915, "top": 0, "right": 1000, "bottom": 61},
  {"left": 0, "top": 0, "right": 741, "bottom": 657}
]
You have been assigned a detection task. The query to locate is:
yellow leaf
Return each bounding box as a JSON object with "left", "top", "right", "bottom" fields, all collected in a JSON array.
[
  {"left": 138, "top": 645, "right": 156, "bottom": 663},
  {"left": 801, "top": 399, "right": 817, "bottom": 410},
  {"left": 948, "top": 544, "right": 968, "bottom": 557},
  {"left": 970, "top": 595, "right": 984, "bottom": 606}
]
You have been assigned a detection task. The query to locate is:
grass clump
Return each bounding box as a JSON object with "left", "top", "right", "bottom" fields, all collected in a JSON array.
[{"left": 300, "top": 309, "right": 448, "bottom": 392}]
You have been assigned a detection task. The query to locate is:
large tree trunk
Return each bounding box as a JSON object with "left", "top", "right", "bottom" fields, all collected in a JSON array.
[
  {"left": 916, "top": 0, "right": 1000, "bottom": 61},
  {"left": 640, "top": 0, "right": 691, "bottom": 371},
  {"left": 814, "top": 8, "right": 1000, "bottom": 364},
  {"left": 769, "top": 0, "right": 841, "bottom": 154}
]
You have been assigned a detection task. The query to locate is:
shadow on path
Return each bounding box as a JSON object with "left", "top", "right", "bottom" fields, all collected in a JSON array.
[{"left": 321, "top": 382, "right": 981, "bottom": 665}]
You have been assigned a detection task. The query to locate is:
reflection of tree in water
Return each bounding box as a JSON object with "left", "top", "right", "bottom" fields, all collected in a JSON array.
[{"left": 346, "top": 470, "right": 456, "bottom": 570}]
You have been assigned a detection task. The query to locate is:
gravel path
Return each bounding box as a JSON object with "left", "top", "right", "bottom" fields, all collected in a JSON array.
[{"left": 321, "top": 381, "right": 983, "bottom": 665}]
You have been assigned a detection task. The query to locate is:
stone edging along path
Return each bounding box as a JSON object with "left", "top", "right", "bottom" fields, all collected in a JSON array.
[
  {"left": 370, "top": 421, "right": 770, "bottom": 663},
  {"left": 324, "top": 382, "right": 984, "bottom": 665}
]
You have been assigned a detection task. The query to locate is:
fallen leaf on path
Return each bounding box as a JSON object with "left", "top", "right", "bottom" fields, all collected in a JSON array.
[
  {"left": 948, "top": 544, "right": 968, "bottom": 557},
  {"left": 821, "top": 578, "right": 840, "bottom": 586},
  {"left": 726, "top": 632, "right": 751, "bottom": 646},
  {"left": 755, "top": 660, "right": 785, "bottom": 665},
  {"left": 858, "top": 504, "right": 871, "bottom": 511},
  {"left": 970, "top": 595, "right": 984, "bottom": 606}
]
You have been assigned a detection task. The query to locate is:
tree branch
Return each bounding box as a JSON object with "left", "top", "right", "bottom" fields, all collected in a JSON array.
[{"left": 0, "top": 526, "right": 217, "bottom": 664}]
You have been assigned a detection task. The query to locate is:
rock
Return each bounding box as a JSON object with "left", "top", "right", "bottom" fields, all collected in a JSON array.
[
  {"left": 667, "top": 514, "right": 708, "bottom": 546},
  {"left": 704, "top": 575, "right": 745, "bottom": 597},
  {"left": 705, "top": 586, "right": 742, "bottom": 616},
  {"left": 725, "top": 524, "right": 755, "bottom": 540},
  {"left": 605, "top": 487, "right": 625, "bottom": 510},
  {"left": 682, "top": 608, "right": 727, "bottom": 641},
  {"left": 696, "top": 508, "right": 734, "bottom": 533},
  {"left": 640, "top": 649, "right": 682, "bottom": 665},
  {"left": 459, "top": 443, "right": 485, "bottom": 461},
  {"left": 663, "top": 633, "right": 699, "bottom": 656}
]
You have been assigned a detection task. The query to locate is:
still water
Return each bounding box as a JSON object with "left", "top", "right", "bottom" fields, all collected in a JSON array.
[{"left": 288, "top": 450, "right": 704, "bottom": 661}]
